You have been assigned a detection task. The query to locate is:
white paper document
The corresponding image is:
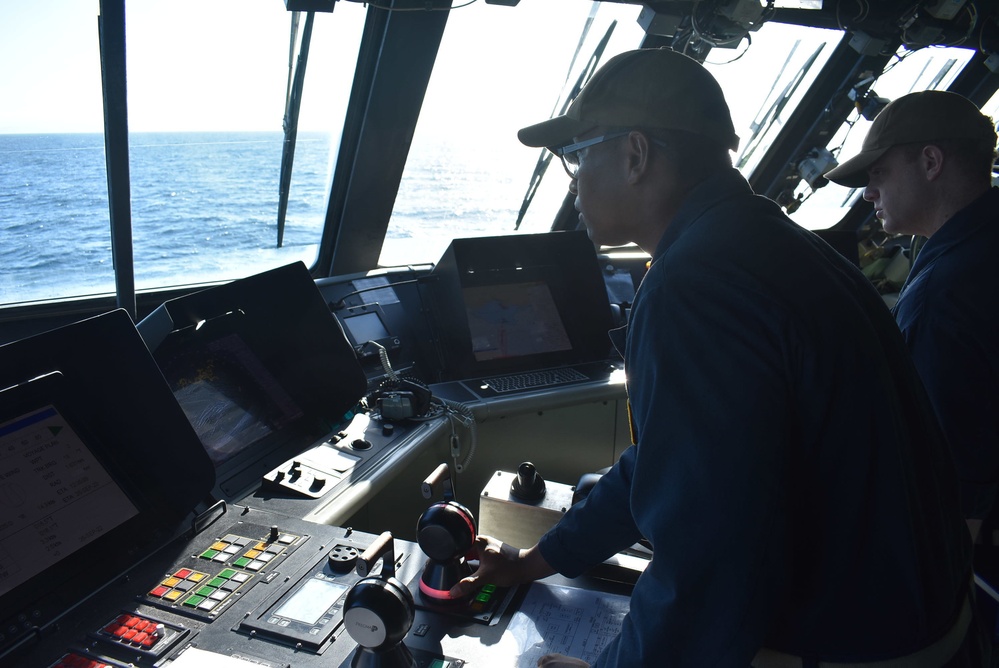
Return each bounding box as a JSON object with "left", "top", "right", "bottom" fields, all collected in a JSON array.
[{"left": 496, "top": 582, "right": 630, "bottom": 667}]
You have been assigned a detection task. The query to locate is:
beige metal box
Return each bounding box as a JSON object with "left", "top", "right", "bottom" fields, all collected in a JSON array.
[{"left": 477, "top": 470, "right": 575, "bottom": 549}]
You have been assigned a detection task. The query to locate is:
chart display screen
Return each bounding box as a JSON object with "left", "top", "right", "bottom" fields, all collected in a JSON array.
[{"left": 464, "top": 281, "right": 572, "bottom": 362}]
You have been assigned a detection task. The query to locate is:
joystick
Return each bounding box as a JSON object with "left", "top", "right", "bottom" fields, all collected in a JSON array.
[
  {"left": 510, "top": 461, "right": 546, "bottom": 502},
  {"left": 342, "top": 532, "right": 417, "bottom": 668},
  {"left": 416, "top": 463, "right": 476, "bottom": 604}
]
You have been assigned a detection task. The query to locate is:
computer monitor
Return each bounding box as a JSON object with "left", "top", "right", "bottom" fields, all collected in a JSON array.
[
  {"left": 137, "top": 262, "right": 367, "bottom": 499},
  {"left": 430, "top": 231, "right": 614, "bottom": 382},
  {"left": 0, "top": 309, "right": 214, "bottom": 655},
  {"left": 463, "top": 280, "right": 573, "bottom": 362},
  {"left": 0, "top": 372, "right": 141, "bottom": 601}
]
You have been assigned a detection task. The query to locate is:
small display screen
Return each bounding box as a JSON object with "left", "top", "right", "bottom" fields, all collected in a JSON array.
[
  {"left": 274, "top": 578, "right": 349, "bottom": 625},
  {"left": 464, "top": 281, "right": 573, "bottom": 362},
  {"left": 0, "top": 405, "right": 139, "bottom": 599},
  {"left": 343, "top": 312, "right": 391, "bottom": 346}
]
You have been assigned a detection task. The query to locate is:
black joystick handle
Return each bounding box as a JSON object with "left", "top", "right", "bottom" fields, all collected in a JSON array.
[
  {"left": 343, "top": 532, "right": 417, "bottom": 668},
  {"left": 510, "top": 461, "right": 546, "bottom": 502},
  {"left": 417, "top": 502, "right": 476, "bottom": 563},
  {"left": 418, "top": 463, "right": 475, "bottom": 556},
  {"left": 417, "top": 463, "right": 476, "bottom": 603}
]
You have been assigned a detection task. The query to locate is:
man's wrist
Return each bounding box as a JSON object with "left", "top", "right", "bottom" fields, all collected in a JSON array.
[{"left": 520, "top": 544, "right": 556, "bottom": 582}]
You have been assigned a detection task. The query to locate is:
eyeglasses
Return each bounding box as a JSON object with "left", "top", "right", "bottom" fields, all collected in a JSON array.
[
  {"left": 554, "top": 131, "right": 631, "bottom": 178},
  {"left": 554, "top": 131, "right": 668, "bottom": 178}
]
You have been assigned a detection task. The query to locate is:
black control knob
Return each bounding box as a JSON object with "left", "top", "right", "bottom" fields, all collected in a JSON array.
[
  {"left": 510, "top": 461, "right": 546, "bottom": 502},
  {"left": 328, "top": 545, "right": 360, "bottom": 573},
  {"left": 417, "top": 502, "right": 475, "bottom": 563},
  {"left": 344, "top": 581, "right": 413, "bottom": 649},
  {"left": 416, "top": 463, "right": 477, "bottom": 604},
  {"left": 343, "top": 533, "right": 417, "bottom": 668}
]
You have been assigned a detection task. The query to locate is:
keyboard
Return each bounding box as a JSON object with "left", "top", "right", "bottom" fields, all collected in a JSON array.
[{"left": 480, "top": 367, "right": 589, "bottom": 393}]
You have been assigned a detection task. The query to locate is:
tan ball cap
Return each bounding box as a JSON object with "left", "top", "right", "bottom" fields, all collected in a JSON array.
[
  {"left": 825, "top": 90, "right": 996, "bottom": 188},
  {"left": 517, "top": 48, "right": 739, "bottom": 153}
]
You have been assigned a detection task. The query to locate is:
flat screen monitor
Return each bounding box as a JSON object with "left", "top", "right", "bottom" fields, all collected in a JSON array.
[
  {"left": 137, "top": 262, "right": 367, "bottom": 497},
  {"left": 153, "top": 312, "right": 305, "bottom": 467},
  {"left": 0, "top": 374, "right": 140, "bottom": 600},
  {"left": 431, "top": 231, "right": 614, "bottom": 382},
  {"left": 0, "top": 309, "right": 214, "bottom": 657}
]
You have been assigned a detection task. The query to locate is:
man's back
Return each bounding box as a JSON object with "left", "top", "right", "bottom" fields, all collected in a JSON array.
[{"left": 602, "top": 167, "right": 975, "bottom": 661}]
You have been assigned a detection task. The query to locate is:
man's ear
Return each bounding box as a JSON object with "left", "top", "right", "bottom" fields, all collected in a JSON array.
[
  {"left": 921, "top": 144, "right": 945, "bottom": 182},
  {"left": 626, "top": 131, "right": 653, "bottom": 184}
]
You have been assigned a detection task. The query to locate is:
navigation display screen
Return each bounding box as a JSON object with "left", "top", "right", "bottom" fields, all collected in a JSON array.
[
  {"left": 430, "top": 232, "right": 615, "bottom": 382},
  {"left": 464, "top": 281, "right": 572, "bottom": 362},
  {"left": 0, "top": 405, "right": 139, "bottom": 599},
  {"left": 137, "top": 263, "right": 368, "bottom": 478},
  {"left": 274, "top": 578, "right": 349, "bottom": 625}
]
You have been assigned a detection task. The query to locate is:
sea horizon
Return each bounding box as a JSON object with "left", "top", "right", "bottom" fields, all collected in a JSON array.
[{"left": 0, "top": 129, "right": 565, "bottom": 308}]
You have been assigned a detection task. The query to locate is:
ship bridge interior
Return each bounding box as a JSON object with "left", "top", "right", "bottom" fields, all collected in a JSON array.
[{"left": 1, "top": 2, "right": 998, "bottom": 667}]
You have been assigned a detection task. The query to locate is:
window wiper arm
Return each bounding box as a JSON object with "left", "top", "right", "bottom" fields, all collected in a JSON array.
[
  {"left": 735, "top": 41, "right": 824, "bottom": 171},
  {"left": 277, "top": 11, "right": 317, "bottom": 248},
  {"left": 514, "top": 19, "right": 617, "bottom": 231}
]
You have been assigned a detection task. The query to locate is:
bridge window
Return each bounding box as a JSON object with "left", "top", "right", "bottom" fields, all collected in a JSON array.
[
  {"left": 379, "top": 7, "right": 846, "bottom": 265},
  {"left": 379, "top": 0, "right": 647, "bottom": 267},
  {"left": 0, "top": 0, "right": 363, "bottom": 307},
  {"left": 708, "top": 21, "right": 841, "bottom": 178},
  {"left": 1, "top": 1, "right": 111, "bottom": 305}
]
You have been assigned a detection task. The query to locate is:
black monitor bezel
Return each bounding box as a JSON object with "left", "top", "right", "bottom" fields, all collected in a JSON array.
[
  {"left": 137, "top": 262, "right": 367, "bottom": 500},
  {"left": 430, "top": 231, "right": 614, "bottom": 382},
  {"left": 0, "top": 310, "right": 215, "bottom": 653}
]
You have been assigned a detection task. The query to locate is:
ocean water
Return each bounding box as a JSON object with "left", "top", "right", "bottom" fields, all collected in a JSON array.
[
  {"left": 1, "top": 131, "right": 334, "bottom": 305},
  {"left": 0, "top": 131, "right": 558, "bottom": 306}
]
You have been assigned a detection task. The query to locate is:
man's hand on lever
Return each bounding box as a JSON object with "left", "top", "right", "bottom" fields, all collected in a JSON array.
[
  {"left": 448, "top": 535, "right": 556, "bottom": 599},
  {"left": 450, "top": 537, "right": 588, "bottom": 668}
]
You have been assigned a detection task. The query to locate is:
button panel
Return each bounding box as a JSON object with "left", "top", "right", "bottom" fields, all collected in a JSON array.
[{"left": 142, "top": 524, "right": 303, "bottom": 620}]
